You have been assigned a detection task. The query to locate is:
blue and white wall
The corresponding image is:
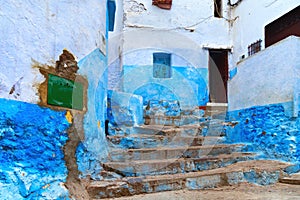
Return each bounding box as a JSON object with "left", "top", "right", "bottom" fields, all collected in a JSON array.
[
  {"left": 116, "top": 0, "right": 232, "bottom": 111},
  {"left": 228, "top": 36, "right": 300, "bottom": 111},
  {"left": 226, "top": 1, "right": 300, "bottom": 168},
  {"left": 228, "top": 1, "right": 300, "bottom": 111},
  {"left": 0, "top": 0, "right": 108, "bottom": 199},
  {"left": 122, "top": 50, "right": 208, "bottom": 109}
]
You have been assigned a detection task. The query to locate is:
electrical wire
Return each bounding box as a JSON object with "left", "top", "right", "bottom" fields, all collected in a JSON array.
[{"left": 228, "top": 0, "right": 243, "bottom": 7}]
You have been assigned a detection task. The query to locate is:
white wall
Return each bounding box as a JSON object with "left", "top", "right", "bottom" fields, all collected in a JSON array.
[
  {"left": 122, "top": 0, "right": 232, "bottom": 69},
  {"left": 228, "top": 36, "right": 300, "bottom": 111},
  {"left": 0, "top": 0, "right": 107, "bottom": 103},
  {"left": 230, "top": 0, "right": 299, "bottom": 64}
]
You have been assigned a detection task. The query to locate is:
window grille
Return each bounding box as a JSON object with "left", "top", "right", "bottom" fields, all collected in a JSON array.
[{"left": 248, "top": 39, "right": 262, "bottom": 56}]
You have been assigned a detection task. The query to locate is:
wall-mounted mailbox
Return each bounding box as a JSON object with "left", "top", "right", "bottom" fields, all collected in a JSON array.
[
  {"left": 152, "top": 0, "right": 172, "bottom": 10},
  {"left": 47, "top": 74, "right": 83, "bottom": 110}
]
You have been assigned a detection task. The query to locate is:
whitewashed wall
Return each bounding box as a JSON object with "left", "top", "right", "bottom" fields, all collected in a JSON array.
[
  {"left": 228, "top": 36, "right": 300, "bottom": 111},
  {"left": 122, "top": 0, "right": 232, "bottom": 68},
  {"left": 230, "top": 0, "right": 299, "bottom": 64},
  {"left": 0, "top": 0, "right": 107, "bottom": 103}
]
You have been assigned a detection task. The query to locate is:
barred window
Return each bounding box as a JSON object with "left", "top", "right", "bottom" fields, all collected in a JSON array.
[{"left": 248, "top": 40, "right": 262, "bottom": 56}]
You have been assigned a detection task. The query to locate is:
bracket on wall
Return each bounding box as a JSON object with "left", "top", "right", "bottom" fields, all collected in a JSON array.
[{"left": 152, "top": 0, "right": 172, "bottom": 10}]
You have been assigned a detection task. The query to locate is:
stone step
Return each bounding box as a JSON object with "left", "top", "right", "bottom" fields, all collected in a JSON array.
[
  {"left": 279, "top": 173, "right": 300, "bottom": 185},
  {"left": 205, "top": 103, "right": 228, "bottom": 118},
  {"left": 103, "top": 152, "right": 256, "bottom": 177},
  {"left": 109, "top": 144, "right": 244, "bottom": 162},
  {"left": 131, "top": 123, "right": 225, "bottom": 137},
  {"left": 107, "top": 134, "right": 225, "bottom": 149},
  {"left": 145, "top": 115, "right": 204, "bottom": 126},
  {"left": 88, "top": 160, "right": 292, "bottom": 199}
]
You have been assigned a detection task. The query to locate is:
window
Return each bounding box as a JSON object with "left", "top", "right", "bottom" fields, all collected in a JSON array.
[
  {"left": 265, "top": 5, "right": 300, "bottom": 47},
  {"left": 248, "top": 40, "right": 262, "bottom": 56},
  {"left": 107, "top": 0, "right": 116, "bottom": 32},
  {"left": 214, "top": 0, "right": 222, "bottom": 18},
  {"left": 153, "top": 53, "right": 172, "bottom": 78}
]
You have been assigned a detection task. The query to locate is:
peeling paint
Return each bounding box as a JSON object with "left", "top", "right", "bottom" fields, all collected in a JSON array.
[{"left": 65, "top": 111, "right": 73, "bottom": 124}]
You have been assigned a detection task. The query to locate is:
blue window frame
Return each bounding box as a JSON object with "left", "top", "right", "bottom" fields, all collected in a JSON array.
[
  {"left": 107, "top": 0, "right": 116, "bottom": 32},
  {"left": 153, "top": 53, "right": 172, "bottom": 78}
]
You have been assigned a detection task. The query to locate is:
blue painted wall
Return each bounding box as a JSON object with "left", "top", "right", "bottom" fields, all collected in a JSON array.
[
  {"left": 123, "top": 65, "right": 208, "bottom": 109},
  {"left": 0, "top": 98, "right": 70, "bottom": 199},
  {"left": 76, "top": 49, "right": 109, "bottom": 179},
  {"left": 226, "top": 102, "right": 300, "bottom": 164}
]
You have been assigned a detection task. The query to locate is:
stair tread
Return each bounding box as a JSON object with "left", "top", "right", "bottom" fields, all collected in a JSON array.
[
  {"left": 136, "top": 124, "right": 203, "bottom": 130},
  {"left": 141, "top": 160, "right": 291, "bottom": 181},
  {"left": 110, "top": 144, "right": 244, "bottom": 153},
  {"left": 279, "top": 173, "right": 300, "bottom": 184},
  {"left": 104, "top": 152, "right": 255, "bottom": 165},
  {"left": 89, "top": 160, "right": 291, "bottom": 188},
  {"left": 107, "top": 134, "right": 222, "bottom": 139}
]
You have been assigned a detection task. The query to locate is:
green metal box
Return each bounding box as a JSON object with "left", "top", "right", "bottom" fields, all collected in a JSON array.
[{"left": 47, "top": 74, "right": 83, "bottom": 110}]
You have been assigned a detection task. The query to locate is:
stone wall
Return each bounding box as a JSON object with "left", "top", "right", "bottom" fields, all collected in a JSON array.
[
  {"left": 0, "top": 99, "right": 70, "bottom": 199},
  {"left": 226, "top": 102, "right": 300, "bottom": 164}
]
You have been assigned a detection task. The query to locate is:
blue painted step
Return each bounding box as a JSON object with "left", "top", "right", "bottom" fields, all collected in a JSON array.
[
  {"left": 88, "top": 160, "right": 292, "bottom": 199},
  {"left": 131, "top": 122, "right": 226, "bottom": 137},
  {"left": 107, "top": 134, "right": 225, "bottom": 149},
  {"left": 109, "top": 144, "right": 244, "bottom": 162},
  {"left": 103, "top": 152, "right": 256, "bottom": 177}
]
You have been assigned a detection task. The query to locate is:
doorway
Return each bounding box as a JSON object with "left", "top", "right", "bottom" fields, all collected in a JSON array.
[{"left": 208, "top": 49, "right": 228, "bottom": 103}]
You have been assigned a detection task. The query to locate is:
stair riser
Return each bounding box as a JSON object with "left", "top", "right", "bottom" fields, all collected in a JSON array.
[
  {"left": 131, "top": 126, "right": 223, "bottom": 137},
  {"left": 109, "top": 146, "right": 243, "bottom": 162},
  {"left": 104, "top": 156, "right": 253, "bottom": 177},
  {"left": 146, "top": 117, "right": 200, "bottom": 126},
  {"left": 108, "top": 137, "right": 224, "bottom": 149},
  {"left": 89, "top": 169, "right": 284, "bottom": 199}
]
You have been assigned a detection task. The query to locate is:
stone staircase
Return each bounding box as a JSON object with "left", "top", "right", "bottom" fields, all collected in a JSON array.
[{"left": 87, "top": 111, "right": 293, "bottom": 199}]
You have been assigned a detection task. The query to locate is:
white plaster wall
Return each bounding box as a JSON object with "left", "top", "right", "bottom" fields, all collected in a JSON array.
[
  {"left": 124, "top": 0, "right": 230, "bottom": 29},
  {"left": 0, "top": 0, "right": 107, "bottom": 103},
  {"left": 122, "top": 0, "right": 232, "bottom": 69},
  {"left": 230, "top": 0, "right": 299, "bottom": 64},
  {"left": 228, "top": 36, "right": 300, "bottom": 111},
  {"left": 124, "top": 49, "right": 196, "bottom": 67}
]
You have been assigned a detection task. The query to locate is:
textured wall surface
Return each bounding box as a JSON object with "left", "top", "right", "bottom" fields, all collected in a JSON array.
[
  {"left": 0, "top": 0, "right": 106, "bottom": 103},
  {"left": 0, "top": 98, "right": 70, "bottom": 199},
  {"left": 226, "top": 102, "right": 300, "bottom": 164},
  {"left": 121, "top": 0, "right": 231, "bottom": 78},
  {"left": 76, "top": 49, "right": 109, "bottom": 179},
  {"left": 0, "top": 0, "right": 108, "bottom": 197},
  {"left": 122, "top": 64, "right": 208, "bottom": 109},
  {"left": 228, "top": 36, "right": 300, "bottom": 111},
  {"left": 108, "top": 90, "right": 143, "bottom": 127}
]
